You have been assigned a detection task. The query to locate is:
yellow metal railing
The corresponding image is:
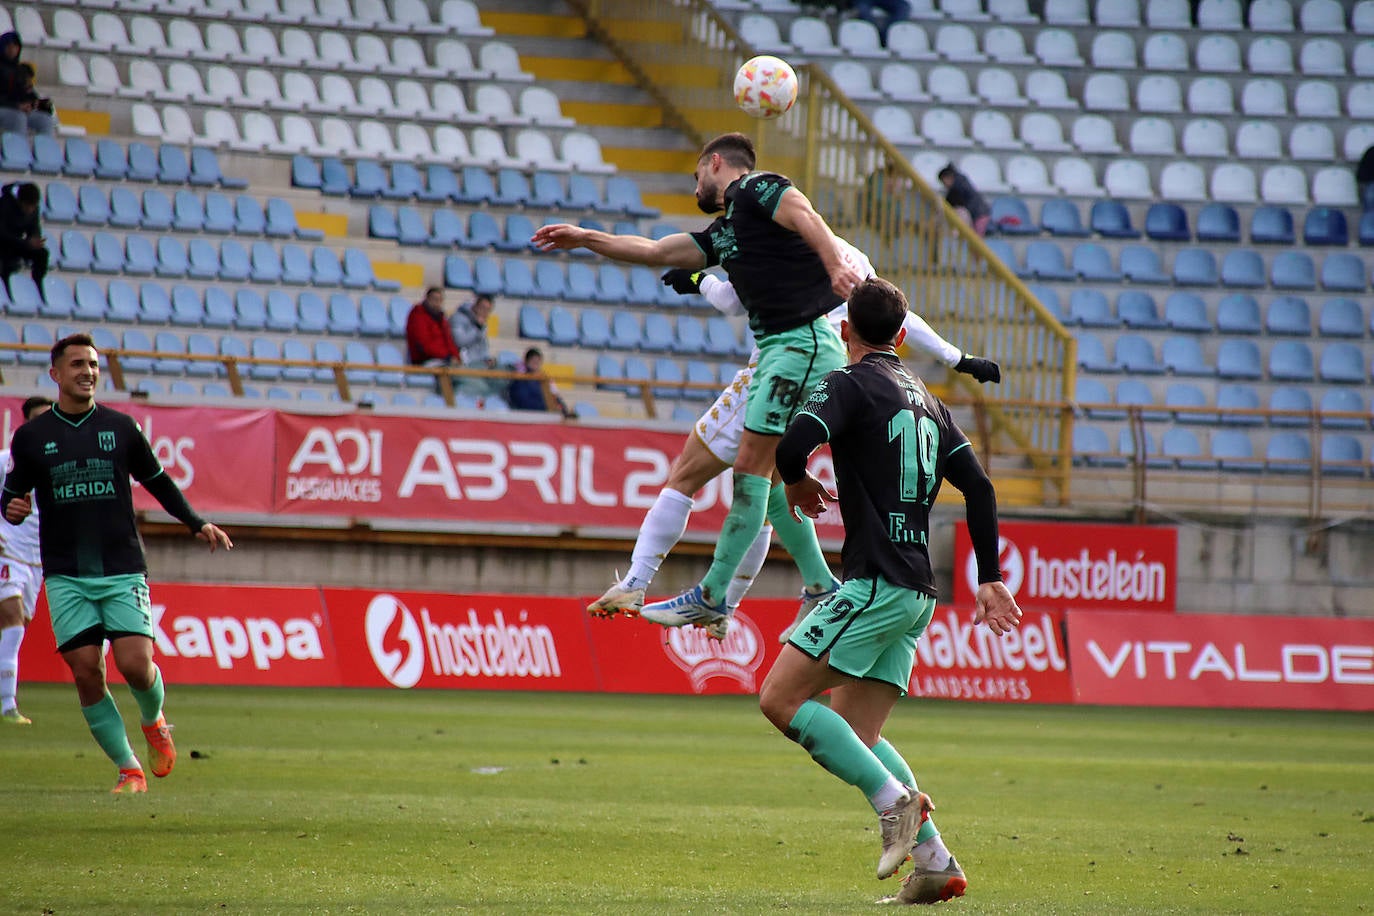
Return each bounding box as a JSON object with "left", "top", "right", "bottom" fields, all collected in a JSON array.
[{"left": 569, "top": 0, "right": 1077, "bottom": 500}]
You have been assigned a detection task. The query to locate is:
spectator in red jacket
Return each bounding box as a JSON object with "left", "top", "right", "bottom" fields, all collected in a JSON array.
[{"left": 405, "top": 288, "right": 460, "bottom": 367}]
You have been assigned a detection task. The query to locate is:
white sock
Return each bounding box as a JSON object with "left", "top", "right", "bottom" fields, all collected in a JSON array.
[
  {"left": 622, "top": 488, "right": 694, "bottom": 590},
  {"left": 911, "top": 835, "right": 952, "bottom": 871},
  {"left": 0, "top": 624, "right": 24, "bottom": 713},
  {"left": 870, "top": 775, "right": 908, "bottom": 813},
  {"left": 725, "top": 524, "right": 772, "bottom": 610}
]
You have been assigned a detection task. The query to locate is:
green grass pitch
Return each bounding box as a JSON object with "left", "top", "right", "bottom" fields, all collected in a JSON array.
[{"left": 4, "top": 685, "right": 1372, "bottom": 914}]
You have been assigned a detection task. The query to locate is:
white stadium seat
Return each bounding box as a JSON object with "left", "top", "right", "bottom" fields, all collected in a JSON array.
[
  {"left": 879, "top": 63, "right": 932, "bottom": 102},
  {"left": 1300, "top": 39, "right": 1344, "bottom": 76},
  {"left": 124, "top": 60, "right": 165, "bottom": 98},
  {"left": 281, "top": 115, "right": 323, "bottom": 155},
  {"left": 737, "top": 15, "right": 789, "bottom": 54},
  {"left": 959, "top": 154, "right": 1009, "bottom": 192},
  {"left": 1045, "top": 0, "right": 1090, "bottom": 24},
  {"left": 206, "top": 66, "right": 248, "bottom": 104},
  {"left": 1006, "top": 155, "right": 1057, "bottom": 194},
  {"left": 1146, "top": 0, "right": 1190, "bottom": 27},
  {"left": 515, "top": 128, "right": 562, "bottom": 170},
  {"left": 830, "top": 61, "right": 882, "bottom": 100},
  {"left": 1182, "top": 119, "right": 1229, "bottom": 157},
  {"left": 1293, "top": 81, "right": 1340, "bottom": 118},
  {"left": 243, "top": 68, "right": 281, "bottom": 107},
  {"left": 1261, "top": 165, "right": 1309, "bottom": 204},
  {"left": 789, "top": 17, "right": 838, "bottom": 55},
  {"left": 1072, "top": 115, "right": 1122, "bottom": 153},
  {"left": 320, "top": 117, "right": 362, "bottom": 157},
  {"left": 935, "top": 24, "right": 986, "bottom": 61},
  {"left": 1209, "top": 163, "right": 1258, "bottom": 202},
  {"left": 1026, "top": 70, "right": 1078, "bottom": 108},
  {"left": 471, "top": 126, "right": 518, "bottom": 168},
  {"left": 874, "top": 106, "right": 923, "bottom": 146},
  {"left": 984, "top": 27, "right": 1035, "bottom": 64},
  {"left": 1137, "top": 75, "right": 1183, "bottom": 112},
  {"left": 1104, "top": 159, "right": 1153, "bottom": 198},
  {"left": 1096, "top": 0, "right": 1142, "bottom": 25},
  {"left": 1241, "top": 79, "right": 1287, "bottom": 116},
  {"left": 279, "top": 28, "right": 318, "bottom": 65},
  {"left": 1035, "top": 29, "right": 1083, "bottom": 66},
  {"left": 319, "top": 31, "right": 357, "bottom": 69},
  {"left": 206, "top": 23, "right": 244, "bottom": 59},
  {"left": 57, "top": 53, "right": 89, "bottom": 90},
  {"left": 474, "top": 84, "right": 517, "bottom": 121},
  {"left": 989, "top": 0, "right": 1039, "bottom": 22},
  {"left": 1247, "top": 38, "right": 1294, "bottom": 74},
  {"left": 1349, "top": 84, "right": 1374, "bottom": 118},
  {"left": 242, "top": 111, "right": 283, "bottom": 152},
  {"left": 434, "top": 40, "right": 479, "bottom": 77},
  {"left": 1142, "top": 34, "right": 1188, "bottom": 71},
  {"left": 1160, "top": 161, "right": 1209, "bottom": 200},
  {"left": 1198, "top": 0, "right": 1243, "bottom": 28},
  {"left": 1299, "top": 0, "right": 1344, "bottom": 31},
  {"left": 837, "top": 20, "right": 886, "bottom": 59},
  {"left": 521, "top": 87, "right": 572, "bottom": 126},
  {"left": 439, "top": 0, "right": 495, "bottom": 36},
  {"left": 1355, "top": 0, "right": 1374, "bottom": 33},
  {"left": 394, "top": 80, "right": 433, "bottom": 118},
  {"left": 398, "top": 124, "right": 439, "bottom": 163},
  {"left": 199, "top": 109, "right": 241, "bottom": 149},
  {"left": 921, "top": 108, "right": 973, "bottom": 146},
  {"left": 433, "top": 84, "right": 472, "bottom": 120},
  {"left": 319, "top": 74, "right": 360, "bottom": 113},
  {"left": 1083, "top": 73, "right": 1129, "bottom": 111},
  {"left": 971, "top": 111, "right": 1022, "bottom": 149},
  {"left": 168, "top": 19, "right": 209, "bottom": 58},
  {"left": 562, "top": 132, "right": 614, "bottom": 173},
  {"left": 480, "top": 42, "right": 529, "bottom": 81},
  {"left": 1289, "top": 124, "right": 1335, "bottom": 161},
  {"left": 977, "top": 68, "right": 1029, "bottom": 106},
  {"left": 1235, "top": 121, "right": 1282, "bottom": 159},
  {"left": 130, "top": 102, "right": 163, "bottom": 139},
  {"left": 887, "top": 22, "right": 937, "bottom": 60},
  {"left": 1312, "top": 168, "right": 1358, "bottom": 206},
  {"left": 1090, "top": 32, "right": 1136, "bottom": 70},
  {"left": 1249, "top": 0, "right": 1295, "bottom": 30},
  {"left": 1053, "top": 157, "right": 1104, "bottom": 195},
  {"left": 1344, "top": 125, "right": 1374, "bottom": 161},
  {"left": 943, "top": 0, "right": 993, "bottom": 21},
  {"left": 358, "top": 120, "right": 398, "bottom": 159},
  {"left": 928, "top": 65, "right": 978, "bottom": 104},
  {"left": 910, "top": 152, "right": 948, "bottom": 184},
  {"left": 1195, "top": 35, "right": 1242, "bottom": 73},
  {"left": 1129, "top": 117, "right": 1177, "bottom": 155},
  {"left": 1354, "top": 41, "right": 1374, "bottom": 77},
  {"left": 1021, "top": 112, "right": 1073, "bottom": 151}
]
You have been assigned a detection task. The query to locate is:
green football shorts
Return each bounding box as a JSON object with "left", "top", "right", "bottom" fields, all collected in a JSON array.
[
  {"left": 743, "top": 316, "right": 846, "bottom": 437},
  {"left": 46, "top": 574, "right": 154, "bottom": 651},
  {"left": 786, "top": 576, "right": 937, "bottom": 694}
]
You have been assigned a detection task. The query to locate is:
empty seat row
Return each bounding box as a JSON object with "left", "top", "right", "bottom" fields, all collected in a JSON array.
[
  {"left": 0, "top": 132, "right": 244, "bottom": 188},
  {"left": 1048, "top": 0, "right": 1372, "bottom": 34},
  {"left": 51, "top": 230, "right": 400, "bottom": 291},
  {"left": 42, "top": 183, "right": 321, "bottom": 240},
  {"left": 593, "top": 354, "right": 735, "bottom": 401},
  {"left": 1076, "top": 332, "right": 1372, "bottom": 384},
  {"left": 1077, "top": 378, "right": 1374, "bottom": 430},
  {"left": 130, "top": 104, "right": 614, "bottom": 174},
  {"left": 440, "top": 254, "right": 709, "bottom": 311},
  {"left": 1073, "top": 423, "right": 1368, "bottom": 477},
  {"left": 519, "top": 305, "right": 751, "bottom": 359},
  {"left": 368, "top": 205, "right": 651, "bottom": 253},
  {"left": 1054, "top": 289, "right": 1369, "bottom": 339}
]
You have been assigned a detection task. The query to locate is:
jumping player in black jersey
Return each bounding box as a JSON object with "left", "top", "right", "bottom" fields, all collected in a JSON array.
[
  {"left": 762, "top": 278, "right": 1022, "bottom": 904},
  {"left": 533, "top": 132, "right": 863, "bottom": 634},
  {"left": 2, "top": 334, "right": 233, "bottom": 794}
]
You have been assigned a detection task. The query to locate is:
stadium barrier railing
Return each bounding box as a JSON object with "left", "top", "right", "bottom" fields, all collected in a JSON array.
[{"left": 567, "top": 0, "right": 1078, "bottom": 504}]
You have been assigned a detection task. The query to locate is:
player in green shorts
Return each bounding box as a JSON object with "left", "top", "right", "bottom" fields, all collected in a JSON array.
[
  {"left": 762, "top": 278, "right": 1023, "bottom": 903},
  {"left": 533, "top": 132, "right": 863, "bottom": 631},
  {"left": 2, "top": 334, "right": 233, "bottom": 795}
]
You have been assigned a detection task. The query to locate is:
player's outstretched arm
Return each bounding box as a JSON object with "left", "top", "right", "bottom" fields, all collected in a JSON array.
[
  {"left": 531, "top": 224, "right": 706, "bottom": 269},
  {"left": 197, "top": 522, "right": 233, "bottom": 553},
  {"left": 772, "top": 189, "right": 863, "bottom": 298}
]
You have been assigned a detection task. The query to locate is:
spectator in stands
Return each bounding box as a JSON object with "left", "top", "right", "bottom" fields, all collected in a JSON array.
[
  {"left": 450, "top": 294, "right": 505, "bottom": 396},
  {"left": 404, "top": 287, "right": 460, "bottom": 370},
  {"left": 844, "top": 0, "right": 911, "bottom": 45},
  {"left": 0, "top": 182, "right": 47, "bottom": 294},
  {"left": 508, "top": 347, "right": 575, "bottom": 418},
  {"left": 859, "top": 159, "right": 914, "bottom": 230},
  {"left": 938, "top": 164, "right": 990, "bottom": 238},
  {"left": 0, "top": 33, "right": 55, "bottom": 136}
]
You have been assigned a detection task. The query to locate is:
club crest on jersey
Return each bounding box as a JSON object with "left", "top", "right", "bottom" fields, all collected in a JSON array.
[
  {"left": 99, "top": 431, "right": 116, "bottom": 452},
  {"left": 43, "top": 441, "right": 57, "bottom": 454}
]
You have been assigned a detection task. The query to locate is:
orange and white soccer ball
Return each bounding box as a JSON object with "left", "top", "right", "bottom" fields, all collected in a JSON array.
[{"left": 733, "top": 55, "right": 798, "bottom": 119}]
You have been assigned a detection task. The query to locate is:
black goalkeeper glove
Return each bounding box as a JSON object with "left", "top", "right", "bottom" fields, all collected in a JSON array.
[
  {"left": 661, "top": 269, "right": 704, "bottom": 295},
  {"left": 955, "top": 354, "right": 1001, "bottom": 384}
]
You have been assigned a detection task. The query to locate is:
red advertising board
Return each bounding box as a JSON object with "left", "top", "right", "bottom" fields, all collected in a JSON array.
[
  {"left": 953, "top": 520, "right": 1177, "bottom": 612},
  {"left": 1068, "top": 610, "right": 1374, "bottom": 711},
  {"left": 908, "top": 607, "right": 1073, "bottom": 704},
  {"left": 18, "top": 583, "right": 337, "bottom": 686}
]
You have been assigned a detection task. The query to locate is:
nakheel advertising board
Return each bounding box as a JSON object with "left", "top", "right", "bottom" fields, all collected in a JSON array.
[{"left": 953, "top": 521, "right": 1178, "bottom": 612}]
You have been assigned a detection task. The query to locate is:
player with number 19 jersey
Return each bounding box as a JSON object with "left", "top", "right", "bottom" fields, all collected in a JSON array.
[{"left": 793, "top": 353, "right": 969, "bottom": 597}]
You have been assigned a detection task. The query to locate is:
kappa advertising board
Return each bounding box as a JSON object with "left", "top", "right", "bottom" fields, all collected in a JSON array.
[
  {"left": 1068, "top": 610, "right": 1374, "bottom": 711},
  {"left": 953, "top": 520, "right": 1178, "bottom": 613}
]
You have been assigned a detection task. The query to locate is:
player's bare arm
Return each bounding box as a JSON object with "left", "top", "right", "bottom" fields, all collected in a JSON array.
[
  {"left": 197, "top": 523, "right": 233, "bottom": 553},
  {"left": 943, "top": 445, "right": 1023, "bottom": 634},
  {"left": 771, "top": 188, "right": 863, "bottom": 297},
  {"left": 531, "top": 225, "right": 706, "bottom": 269},
  {"left": 973, "top": 581, "right": 1022, "bottom": 635}
]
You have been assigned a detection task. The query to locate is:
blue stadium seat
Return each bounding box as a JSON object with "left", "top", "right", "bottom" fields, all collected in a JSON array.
[
  {"left": 1318, "top": 342, "right": 1366, "bottom": 384},
  {"left": 342, "top": 341, "right": 377, "bottom": 387},
  {"left": 123, "top": 235, "right": 157, "bottom": 275},
  {"left": 352, "top": 161, "right": 387, "bottom": 198},
  {"left": 1320, "top": 253, "right": 1367, "bottom": 292},
  {"left": 1317, "top": 388, "right": 1366, "bottom": 429},
  {"left": 357, "top": 295, "right": 390, "bottom": 337},
  {"left": 1215, "top": 339, "right": 1262, "bottom": 379},
  {"left": 1271, "top": 251, "right": 1316, "bottom": 290},
  {"left": 39, "top": 276, "right": 75, "bottom": 318},
  {"left": 369, "top": 205, "right": 399, "bottom": 240},
  {"left": 0, "top": 133, "right": 30, "bottom": 172},
  {"left": 990, "top": 196, "right": 1036, "bottom": 235},
  {"left": 1303, "top": 207, "right": 1348, "bottom": 246},
  {"left": 1318, "top": 298, "right": 1363, "bottom": 338},
  {"left": 608, "top": 312, "right": 643, "bottom": 350},
  {"left": 185, "top": 333, "right": 219, "bottom": 378},
  {"left": 396, "top": 207, "right": 427, "bottom": 246},
  {"left": 1212, "top": 429, "right": 1262, "bottom": 472},
  {"left": 291, "top": 155, "right": 321, "bottom": 190},
  {"left": 495, "top": 213, "right": 537, "bottom": 253},
  {"left": 1249, "top": 206, "right": 1294, "bottom": 244},
  {"left": 532, "top": 260, "right": 568, "bottom": 299},
  {"left": 1220, "top": 249, "right": 1265, "bottom": 288},
  {"left": 1165, "top": 382, "right": 1214, "bottom": 424},
  {"left": 1163, "top": 428, "right": 1214, "bottom": 471},
  {"left": 317, "top": 157, "right": 350, "bottom": 197},
  {"left": 119, "top": 329, "right": 154, "bottom": 373},
  {"left": 152, "top": 331, "right": 187, "bottom": 375},
  {"left": 682, "top": 360, "right": 715, "bottom": 401},
  {"left": 266, "top": 291, "right": 298, "bottom": 332},
  {"left": 594, "top": 264, "right": 629, "bottom": 304},
  {"left": 622, "top": 356, "right": 650, "bottom": 397},
  {"left": 3, "top": 275, "right": 40, "bottom": 316},
  {"left": 1089, "top": 200, "right": 1139, "bottom": 238},
  {"left": 308, "top": 247, "right": 342, "bottom": 287},
  {"left": 297, "top": 293, "right": 328, "bottom": 333},
  {"left": 490, "top": 169, "right": 527, "bottom": 208},
  {"left": 1040, "top": 199, "right": 1089, "bottom": 236},
  {"left": 232, "top": 196, "right": 266, "bottom": 236},
  {"left": 1359, "top": 211, "right": 1374, "bottom": 247},
  {"left": 282, "top": 339, "right": 316, "bottom": 383},
  {"left": 642, "top": 314, "right": 674, "bottom": 353},
  {"left": 94, "top": 139, "right": 126, "bottom": 180},
  {"left": 1269, "top": 387, "right": 1313, "bottom": 428},
  {"left": 106, "top": 280, "right": 140, "bottom": 322},
  {"left": 374, "top": 343, "right": 406, "bottom": 387},
  {"left": 1265, "top": 296, "right": 1311, "bottom": 335},
  {"left": 1118, "top": 428, "right": 1158, "bottom": 468},
  {"left": 1026, "top": 241, "right": 1075, "bottom": 280},
  {"left": 385, "top": 163, "right": 424, "bottom": 201},
  {"left": 673, "top": 315, "right": 706, "bottom": 355},
  {"left": 1172, "top": 249, "right": 1218, "bottom": 285},
  {"left": 167, "top": 189, "right": 200, "bottom": 233},
  {"left": 1117, "top": 291, "right": 1166, "bottom": 328},
  {"left": 76, "top": 185, "right": 110, "bottom": 226},
  {"left": 464, "top": 211, "right": 502, "bottom": 250},
  {"left": 499, "top": 259, "right": 533, "bottom": 298},
  {"left": 985, "top": 239, "right": 1018, "bottom": 273},
  {"left": 233, "top": 290, "right": 269, "bottom": 332},
  {"left": 529, "top": 171, "right": 569, "bottom": 209},
  {"left": 64, "top": 231, "right": 100, "bottom": 273},
  {"left": 1195, "top": 203, "right": 1240, "bottom": 242},
  {"left": 574, "top": 309, "right": 609, "bottom": 349},
  {"left": 1266, "top": 433, "right": 1312, "bottom": 475},
  {"left": 594, "top": 354, "right": 625, "bottom": 392},
  {"left": 128, "top": 143, "right": 159, "bottom": 182},
  {"left": 15, "top": 323, "right": 49, "bottom": 366},
  {"left": 31, "top": 134, "right": 62, "bottom": 175},
  {"left": 327, "top": 294, "right": 359, "bottom": 335},
  {"left": 565, "top": 261, "right": 597, "bottom": 302},
  {"left": 63, "top": 137, "right": 96, "bottom": 178},
  {"left": 463, "top": 255, "right": 496, "bottom": 294},
  {"left": 249, "top": 242, "right": 281, "bottom": 284},
  {"left": 1320, "top": 435, "right": 1365, "bottom": 477},
  {"left": 1115, "top": 378, "right": 1167, "bottom": 420},
  {"left": 72, "top": 279, "right": 107, "bottom": 321},
  {"left": 106, "top": 187, "right": 142, "bottom": 230},
  {"left": 1144, "top": 203, "right": 1189, "bottom": 241},
  {"left": 427, "top": 210, "right": 466, "bottom": 248},
  {"left": 1075, "top": 377, "right": 1119, "bottom": 419},
  {"left": 567, "top": 173, "right": 605, "bottom": 210},
  {"left": 1072, "top": 424, "right": 1127, "bottom": 468},
  {"left": 517, "top": 304, "right": 549, "bottom": 343},
  {"left": 155, "top": 236, "right": 189, "bottom": 278},
  {"left": 158, "top": 145, "right": 190, "bottom": 184},
  {"left": 651, "top": 357, "right": 684, "bottom": 399},
  {"left": 1068, "top": 289, "right": 1116, "bottom": 327},
  {"left": 1120, "top": 245, "right": 1169, "bottom": 284},
  {"left": 1217, "top": 384, "right": 1262, "bottom": 426},
  {"left": 218, "top": 239, "right": 249, "bottom": 283},
  {"left": 187, "top": 238, "right": 220, "bottom": 280},
  {"left": 192, "top": 148, "right": 246, "bottom": 188},
  {"left": 1268, "top": 340, "right": 1315, "bottom": 381},
  {"left": 460, "top": 167, "right": 497, "bottom": 205},
  {"left": 249, "top": 337, "right": 282, "bottom": 382},
  {"left": 1027, "top": 284, "right": 1065, "bottom": 322},
  {"left": 1073, "top": 242, "right": 1121, "bottom": 281},
  {"left": 43, "top": 182, "right": 77, "bottom": 223},
  {"left": 1161, "top": 336, "right": 1213, "bottom": 375},
  {"left": 1214, "top": 293, "right": 1260, "bottom": 334},
  {"left": 170, "top": 285, "right": 203, "bottom": 327},
  {"left": 704, "top": 316, "right": 739, "bottom": 357},
  {"left": 606, "top": 176, "right": 659, "bottom": 218},
  {"left": 414, "top": 164, "right": 458, "bottom": 204},
  {"left": 0, "top": 319, "right": 20, "bottom": 364},
  {"left": 1076, "top": 332, "right": 1116, "bottom": 372}
]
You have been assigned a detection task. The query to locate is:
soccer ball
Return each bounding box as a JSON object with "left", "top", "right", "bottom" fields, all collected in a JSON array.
[{"left": 733, "top": 55, "right": 798, "bottom": 120}]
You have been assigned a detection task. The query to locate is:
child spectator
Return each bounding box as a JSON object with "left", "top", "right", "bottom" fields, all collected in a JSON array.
[
  {"left": 938, "top": 163, "right": 991, "bottom": 238},
  {"left": 508, "top": 347, "right": 575, "bottom": 418},
  {"left": 0, "top": 182, "right": 47, "bottom": 294}
]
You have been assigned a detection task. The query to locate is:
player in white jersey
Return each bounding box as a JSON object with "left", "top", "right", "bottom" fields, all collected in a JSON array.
[
  {"left": 587, "top": 242, "right": 1000, "bottom": 640},
  {"left": 0, "top": 396, "right": 52, "bottom": 724}
]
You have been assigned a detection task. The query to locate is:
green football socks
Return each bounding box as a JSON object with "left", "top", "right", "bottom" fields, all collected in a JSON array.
[
  {"left": 766, "top": 482, "right": 836, "bottom": 593},
  {"left": 699, "top": 472, "right": 772, "bottom": 605},
  {"left": 787, "top": 699, "right": 892, "bottom": 798},
  {"left": 873, "top": 737, "right": 941, "bottom": 843},
  {"left": 81, "top": 692, "right": 138, "bottom": 770},
  {"left": 130, "top": 665, "right": 165, "bottom": 726}
]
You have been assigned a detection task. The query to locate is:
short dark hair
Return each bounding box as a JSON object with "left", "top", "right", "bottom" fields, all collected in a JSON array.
[
  {"left": 15, "top": 182, "right": 39, "bottom": 206},
  {"left": 523, "top": 347, "right": 543, "bottom": 362},
  {"left": 473, "top": 294, "right": 493, "bottom": 307},
  {"left": 846, "top": 277, "right": 908, "bottom": 346},
  {"left": 423, "top": 287, "right": 443, "bottom": 298},
  {"left": 699, "top": 132, "right": 755, "bottom": 170},
  {"left": 51, "top": 333, "right": 96, "bottom": 365},
  {"left": 21, "top": 395, "right": 51, "bottom": 419},
  {"left": 937, "top": 165, "right": 955, "bottom": 181}
]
